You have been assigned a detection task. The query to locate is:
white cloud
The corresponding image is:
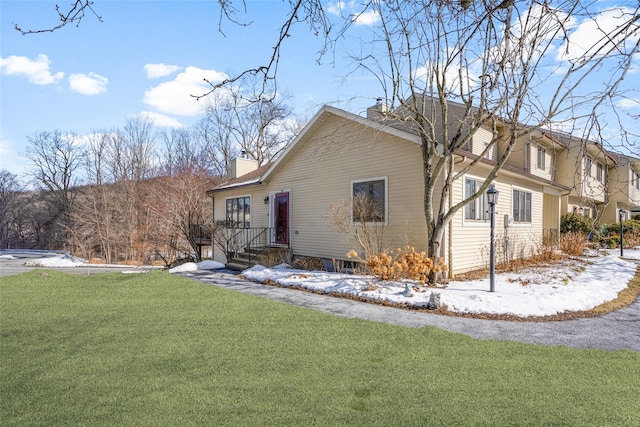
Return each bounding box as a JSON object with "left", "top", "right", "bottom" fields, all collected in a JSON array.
[
  {"left": 135, "top": 111, "right": 185, "bottom": 128},
  {"left": 143, "top": 66, "right": 228, "bottom": 116},
  {"left": 0, "top": 54, "right": 64, "bottom": 85},
  {"left": 327, "top": 1, "right": 346, "bottom": 16},
  {"left": 144, "top": 63, "right": 183, "bottom": 79},
  {"left": 352, "top": 10, "right": 380, "bottom": 26},
  {"left": 327, "top": 1, "right": 379, "bottom": 26},
  {"left": 558, "top": 7, "right": 639, "bottom": 62},
  {"left": 414, "top": 60, "right": 479, "bottom": 95},
  {"left": 616, "top": 98, "right": 640, "bottom": 109},
  {"left": 68, "top": 72, "right": 108, "bottom": 95}
]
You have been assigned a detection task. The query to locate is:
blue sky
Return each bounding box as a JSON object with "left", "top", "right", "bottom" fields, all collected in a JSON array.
[
  {"left": 0, "top": 1, "right": 382, "bottom": 177},
  {"left": 1, "top": 1, "right": 638, "bottom": 179}
]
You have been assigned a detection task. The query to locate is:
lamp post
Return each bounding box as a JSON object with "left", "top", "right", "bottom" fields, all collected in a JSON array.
[
  {"left": 619, "top": 209, "right": 626, "bottom": 257},
  {"left": 487, "top": 184, "right": 499, "bottom": 292}
]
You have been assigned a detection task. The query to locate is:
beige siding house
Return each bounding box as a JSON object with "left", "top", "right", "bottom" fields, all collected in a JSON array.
[
  {"left": 552, "top": 132, "right": 617, "bottom": 220},
  {"left": 603, "top": 153, "right": 640, "bottom": 223},
  {"left": 208, "top": 104, "right": 569, "bottom": 275}
]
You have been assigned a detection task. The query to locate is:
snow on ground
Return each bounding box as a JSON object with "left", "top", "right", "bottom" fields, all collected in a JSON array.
[
  {"left": 23, "top": 254, "right": 86, "bottom": 267},
  {"left": 0, "top": 254, "right": 18, "bottom": 260},
  {"left": 242, "top": 248, "right": 640, "bottom": 317},
  {"left": 169, "top": 260, "right": 226, "bottom": 273}
]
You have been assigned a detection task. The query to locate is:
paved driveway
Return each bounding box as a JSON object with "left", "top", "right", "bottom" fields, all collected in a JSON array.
[{"left": 179, "top": 269, "right": 640, "bottom": 352}]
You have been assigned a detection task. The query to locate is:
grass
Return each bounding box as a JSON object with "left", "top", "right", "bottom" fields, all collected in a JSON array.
[{"left": 1, "top": 270, "right": 639, "bottom": 426}]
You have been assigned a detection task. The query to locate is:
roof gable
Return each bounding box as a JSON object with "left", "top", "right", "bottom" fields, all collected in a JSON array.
[{"left": 261, "top": 105, "right": 421, "bottom": 183}]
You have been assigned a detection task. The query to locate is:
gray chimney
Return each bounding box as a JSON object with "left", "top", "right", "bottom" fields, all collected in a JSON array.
[{"left": 367, "top": 98, "right": 389, "bottom": 121}]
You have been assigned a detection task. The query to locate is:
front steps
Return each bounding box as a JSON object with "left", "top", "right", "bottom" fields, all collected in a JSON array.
[{"left": 225, "top": 247, "right": 291, "bottom": 271}]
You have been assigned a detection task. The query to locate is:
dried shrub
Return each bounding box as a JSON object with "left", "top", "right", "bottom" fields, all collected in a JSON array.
[
  {"left": 349, "top": 246, "right": 447, "bottom": 284},
  {"left": 325, "top": 196, "right": 386, "bottom": 260},
  {"left": 291, "top": 257, "right": 325, "bottom": 271},
  {"left": 559, "top": 231, "right": 588, "bottom": 256}
]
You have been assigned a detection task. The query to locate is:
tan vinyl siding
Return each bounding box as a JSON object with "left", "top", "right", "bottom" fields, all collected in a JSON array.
[
  {"left": 530, "top": 143, "right": 553, "bottom": 181},
  {"left": 212, "top": 108, "right": 557, "bottom": 275},
  {"left": 266, "top": 115, "right": 428, "bottom": 260},
  {"left": 506, "top": 136, "right": 527, "bottom": 171},
  {"left": 470, "top": 127, "right": 496, "bottom": 160},
  {"left": 450, "top": 167, "right": 543, "bottom": 274}
]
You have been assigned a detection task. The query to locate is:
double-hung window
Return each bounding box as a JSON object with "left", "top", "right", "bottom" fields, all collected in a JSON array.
[
  {"left": 536, "top": 146, "right": 546, "bottom": 170},
  {"left": 464, "top": 178, "right": 487, "bottom": 221},
  {"left": 352, "top": 178, "right": 387, "bottom": 223},
  {"left": 596, "top": 162, "right": 604, "bottom": 183},
  {"left": 225, "top": 196, "right": 251, "bottom": 228},
  {"left": 585, "top": 156, "right": 592, "bottom": 177},
  {"left": 512, "top": 189, "right": 532, "bottom": 223}
]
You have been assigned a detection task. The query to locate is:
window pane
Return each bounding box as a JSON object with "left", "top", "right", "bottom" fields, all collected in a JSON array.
[
  {"left": 244, "top": 197, "right": 251, "bottom": 228},
  {"left": 353, "top": 179, "right": 385, "bottom": 222},
  {"left": 226, "top": 199, "right": 233, "bottom": 227}
]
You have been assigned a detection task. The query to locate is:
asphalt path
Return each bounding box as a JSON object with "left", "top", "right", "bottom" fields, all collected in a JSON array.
[
  {"left": 2, "top": 250, "right": 638, "bottom": 352},
  {"left": 178, "top": 269, "right": 640, "bottom": 352}
]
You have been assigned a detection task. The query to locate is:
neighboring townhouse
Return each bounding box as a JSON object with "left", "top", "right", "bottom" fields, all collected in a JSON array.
[
  {"left": 603, "top": 153, "right": 640, "bottom": 223},
  {"left": 207, "top": 101, "right": 570, "bottom": 276},
  {"left": 551, "top": 132, "right": 617, "bottom": 221}
]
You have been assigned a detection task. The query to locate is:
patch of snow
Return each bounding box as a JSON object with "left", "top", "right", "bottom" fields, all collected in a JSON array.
[
  {"left": 621, "top": 247, "right": 640, "bottom": 260},
  {"left": 23, "top": 256, "right": 85, "bottom": 268},
  {"left": 0, "top": 254, "right": 18, "bottom": 260},
  {"left": 169, "top": 262, "right": 198, "bottom": 273},
  {"left": 197, "top": 260, "right": 225, "bottom": 270},
  {"left": 242, "top": 249, "right": 640, "bottom": 317}
]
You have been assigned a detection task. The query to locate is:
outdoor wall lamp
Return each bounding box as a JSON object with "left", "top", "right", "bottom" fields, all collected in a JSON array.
[
  {"left": 487, "top": 184, "right": 499, "bottom": 292},
  {"left": 264, "top": 196, "right": 269, "bottom": 204}
]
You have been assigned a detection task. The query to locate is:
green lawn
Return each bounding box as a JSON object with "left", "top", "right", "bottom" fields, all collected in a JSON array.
[{"left": 1, "top": 270, "right": 639, "bottom": 426}]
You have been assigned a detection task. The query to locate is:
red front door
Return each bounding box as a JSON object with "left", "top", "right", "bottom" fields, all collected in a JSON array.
[{"left": 274, "top": 192, "right": 289, "bottom": 245}]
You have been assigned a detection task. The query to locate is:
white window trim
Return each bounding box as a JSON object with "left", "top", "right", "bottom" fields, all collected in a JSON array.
[
  {"left": 483, "top": 141, "right": 492, "bottom": 160},
  {"left": 224, "top": 194, "right": 252, "bottom": 228},
  {"left": 596, "top": 162, "right": 604, "bottom": 183},
  {"left": 511, "top": 185, "right": 533, "bottom": 225},
  {"left": 536, "top": 145, "right": 546, "bottom": 171},
  {"left": 350, "top": 176, "right": 389, "bottom": 226},
  {"left": 462, "top": 175, "right": 490, "bottom": 227},
  {"left": 585, "top": 156, "right": 593, "bottom": 177}
]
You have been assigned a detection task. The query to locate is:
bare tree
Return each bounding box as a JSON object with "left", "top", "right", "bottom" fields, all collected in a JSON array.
[
  {"left": 158, "top": 128, "right": 216, "bottom": 262},
  {"left": 199, "top": 76, "right": 301, "bottom": 169},
  {"left": 212, "top": 1, "right": 639, "bottom": 283},
  {"left": 13, "top": 0, "right": 102, "bottom": 34},
  {"left": 324, "top": 195, "right": 387, "bottom": 259},
  {"left": 24, "top": 130, "right": 83, "bottom": 249},
  {"left": 16, "top": 1, "right": 639, "bottom": 280},
  {"left": 0, "top": 170, "right": 24, "bottom": 248}
]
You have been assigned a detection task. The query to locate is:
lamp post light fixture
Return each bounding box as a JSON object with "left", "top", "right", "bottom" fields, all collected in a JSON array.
[
  {"left": 487, "top": 184, "right": 499, "bottom": 293},
  {"left": 619, "top": 209, "right": 626, "bottom": 257}
]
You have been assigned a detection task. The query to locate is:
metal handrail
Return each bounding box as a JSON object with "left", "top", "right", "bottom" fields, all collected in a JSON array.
[{"left": 226, "top": 227, "right": 282, "bottom": 265}]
